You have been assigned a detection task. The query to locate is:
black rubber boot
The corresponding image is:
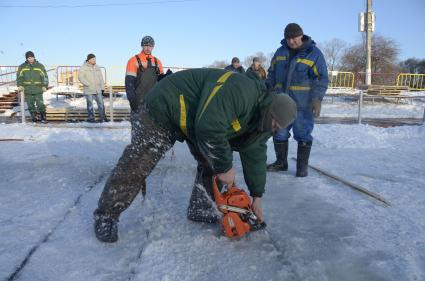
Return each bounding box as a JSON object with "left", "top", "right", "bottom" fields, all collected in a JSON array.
[
  {"left": 187, "top": 166, "right": 218, "bottom": 223},
  {"left": 94, "top": 210, "right": 118, "bottom": 243},
  {"left": 267, "top": 141, "right": 288, "bottom": 172},
  {"left": 40, "top": 112, "right": 48, "bottom": 124},
  {"left": 30, "top": 112, "right": 38, "bottom": 122},
  {"left": 296, "top": 141, "right": 312, "bottom": 177}
]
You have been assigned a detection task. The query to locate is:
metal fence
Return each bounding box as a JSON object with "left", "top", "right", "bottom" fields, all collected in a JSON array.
[
  {"left": 56, "top": 65, "right": 107, "bottom": 87},
  {"left": 328, "top": 71, "right": 355, "bottom": 89},
  {"left": 396, "top": 73, "right": 425, "bottom": 91},
  {"left": 0, "top": 66, "right": 19, "bottom": 86}
]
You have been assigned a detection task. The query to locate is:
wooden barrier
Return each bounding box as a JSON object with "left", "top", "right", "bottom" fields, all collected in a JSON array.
[{"left": 46, "top": 107, "right": 130, "bottom": 122}]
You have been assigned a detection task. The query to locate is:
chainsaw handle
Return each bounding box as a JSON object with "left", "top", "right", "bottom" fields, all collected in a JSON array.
[{"left": 212, "top": 176, "right": 222, "bottom": 203}]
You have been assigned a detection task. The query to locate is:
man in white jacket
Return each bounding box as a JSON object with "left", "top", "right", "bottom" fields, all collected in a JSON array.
[{"left": 78, "top": 54, "right": 108, "bottom": 122}]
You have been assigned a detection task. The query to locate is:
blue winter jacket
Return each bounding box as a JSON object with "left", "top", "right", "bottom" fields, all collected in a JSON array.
[{"left": 266, "top": 36, "right": 328, "bottom": 110}]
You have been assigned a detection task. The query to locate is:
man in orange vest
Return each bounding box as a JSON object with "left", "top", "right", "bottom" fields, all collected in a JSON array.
[{"left": 125, "top": 35, "right": 164, "bottom": 113}]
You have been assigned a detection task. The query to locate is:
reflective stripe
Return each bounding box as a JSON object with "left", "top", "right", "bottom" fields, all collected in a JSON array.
[
  {"left": 217, "top": 71, "right": 233, "bottom": 83},
  {"left": 296, "top": 58, "right": 314, "bottom": 67},
  {"left": 33, "top": 68, "right": 45, "bottom": 76},
  {"left": 276, "top": 56, "right": 286, "bottom": 61},
  {"left": 23, "top": 81, "right": 42, "bottom": 84},
  {"left": 312, "top": 65, "right": 319, "bottom": 77},
  {"left": 296, "top": 58, "right": 320, "bottom": 77},
  {"left": 289, "top": 86, "right": 311, "bottom": 91},
  {"left": 179, "top": 94, "right": 188, "bottom": 136},
  {"left": 126, "top": 71, "right": 137, "bottom": 77},
  {"left": 231, "top": 119, "right": 241, "bottom": 132},
  {"left": 19, "top": 68, "right": 30, "bottom": 75},
  {"left": 275, "top": 83, "right": 283, "bottom": 89},
  {"left": 198, "top": 71, "right": 233, "bottom": 120}
]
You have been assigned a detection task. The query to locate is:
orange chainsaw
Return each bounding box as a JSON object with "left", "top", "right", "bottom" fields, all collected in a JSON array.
[{"left": 212, "top": 176, "right": 266, "bottom": 238}]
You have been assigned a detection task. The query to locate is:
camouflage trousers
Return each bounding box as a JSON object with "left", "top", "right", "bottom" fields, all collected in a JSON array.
[{"left": 95, "top": 108, "right": 175, "bottom": 218}]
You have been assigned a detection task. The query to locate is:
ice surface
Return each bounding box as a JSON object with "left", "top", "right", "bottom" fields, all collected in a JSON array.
[{"left": 0, "top": 123, "right": 424, "bottom": 281}]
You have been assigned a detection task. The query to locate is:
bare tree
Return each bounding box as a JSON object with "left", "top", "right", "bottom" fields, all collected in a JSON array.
[
  {"left": 341, "top": 34, "right": 400, "bottom": 73},
  {"left": 206, "top": 60, "right": 229, "bottom": 69},
  {"left": 243, "top": 52, "right": 271, "bottom": 70},
  {"left": 319, "top": 38, "right": 347, "bottom": 71}
]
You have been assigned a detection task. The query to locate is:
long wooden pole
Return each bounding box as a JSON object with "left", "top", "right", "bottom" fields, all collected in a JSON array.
[{"left": 291, "top": 157, "right": 391, "bottom": 207}]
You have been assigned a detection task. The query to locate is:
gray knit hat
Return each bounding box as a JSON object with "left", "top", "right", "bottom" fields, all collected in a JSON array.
[{"left": 261, "top": 93, "right": 297, "bottom": 132}]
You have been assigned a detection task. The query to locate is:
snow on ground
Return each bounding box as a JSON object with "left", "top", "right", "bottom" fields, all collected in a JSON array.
[{"left": 0, "top": 122, "right": 424, "bottom": 281}]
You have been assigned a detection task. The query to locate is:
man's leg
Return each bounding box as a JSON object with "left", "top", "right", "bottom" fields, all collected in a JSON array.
[
  {"left": 86, "top": 94, "right": 95, "bottom": 122},
  {"left": 94, "top": 108, "right": 175, "bottom": 242},
  {"left": 267, "top": 126, "right": 291, "bottom": 171},
  {"left": 292, "top": 110, "right": 314, "bottom": 177},
  {"left": 34, "top": 93, "right": 47, "bottom": 123},
  {"left": 25, "top": 94, "right": 37, "bottom": 122},
  {"left": 186, "top": 142, "right": 218, "bottom": 223},
  {"left": 94, "top": 93, "right": 106, "bottom": 121}
]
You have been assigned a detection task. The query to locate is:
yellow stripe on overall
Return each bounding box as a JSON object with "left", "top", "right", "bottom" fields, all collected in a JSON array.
[
  {"left": 179, "top": 94, "right": 188, "bottom": 136},
  {"left": 198, "top": 71, "right": 233, "bottom": 120}
]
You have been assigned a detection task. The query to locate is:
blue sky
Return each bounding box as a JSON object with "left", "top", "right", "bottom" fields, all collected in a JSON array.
[{"left": 1, "top": 0, "right": 424, "bottom": 84}]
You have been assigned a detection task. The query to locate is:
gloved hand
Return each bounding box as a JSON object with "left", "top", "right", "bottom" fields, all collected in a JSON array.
[
  {"left": 217, "top": 167, "right": 235, "bottom": 187},
  {"left": 42, "top": 87, "right": 47, "bottom": 92},
  {"left": 311, "top": 99, "right": 322, "bottom": 118},
  {"left": 252, "top": 197, "right": 264, "bottom": 222},
  {"left": 18, "top": 86, "right": 24, "bottom": 92}
]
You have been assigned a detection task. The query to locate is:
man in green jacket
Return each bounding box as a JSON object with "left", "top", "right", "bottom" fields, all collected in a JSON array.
[
  {"left": 93, "top": 68, "right": 297, "bottom": 243},
  {"left": 16, "top": 51, "right": 49, "bottom": 123}
]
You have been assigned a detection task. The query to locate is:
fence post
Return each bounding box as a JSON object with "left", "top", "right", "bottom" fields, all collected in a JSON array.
[
  {"left": 20, "top": 89, "right": 26, "bottom": 124},
  {"left": 422, "top": 105, "right": 425, "bottom": 125},
  {"left": 109, "top": 85, "right": 114, "bottom": 122},
  {"left": 358, "top": 90, "right": 363, "bottom": 125}
]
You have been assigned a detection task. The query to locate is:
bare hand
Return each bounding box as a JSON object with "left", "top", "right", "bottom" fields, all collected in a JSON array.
[
  {"left": 42, "top": 87, "right": 47, "bottom": 92},
  {"left": 252, "top": 197, "right": 264, "bottom": 222},
  {"left": 217, "top": 167, "right": 235, "bottom": 187}
]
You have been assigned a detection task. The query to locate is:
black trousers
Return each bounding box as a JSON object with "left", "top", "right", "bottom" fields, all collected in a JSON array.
[{"left": 95, "top": 108, "right": 175, "bottom": 218}]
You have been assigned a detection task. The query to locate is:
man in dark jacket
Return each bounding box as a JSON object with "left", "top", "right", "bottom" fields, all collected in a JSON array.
[
  {"left": 266, "top": 23, "right": 328, "bottom": 177},
  {"left": 16, "top": 51, "right": 49, "bottom": 123},
  {"left": 93, "top": 68, "right": 297, "bottom": 243},
  {"left": 224, "top": 57, "right": 245, "bottom": 74}
]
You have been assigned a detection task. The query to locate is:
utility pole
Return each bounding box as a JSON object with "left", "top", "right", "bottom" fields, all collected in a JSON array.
[
  {"left": 365, "top": 0, "right": 373, "bottom": 86},
  {"left": 359, "top": 0, "right": 375, "bottom": 86}
]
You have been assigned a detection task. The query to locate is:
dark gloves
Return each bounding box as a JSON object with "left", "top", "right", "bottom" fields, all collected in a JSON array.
[
  {"left": 157, "top": 69, "right": 173, "bottom": 82},
  {"left": 311, "top": 99, "right": 322, "bottom": 118}
]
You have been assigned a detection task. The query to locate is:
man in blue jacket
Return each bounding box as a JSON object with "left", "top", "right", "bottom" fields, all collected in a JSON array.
[{"left": 266, "top": 23, "right": 328, "bottom": 177}]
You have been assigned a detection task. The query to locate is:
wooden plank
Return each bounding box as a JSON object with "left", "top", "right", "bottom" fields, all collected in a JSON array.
[{"left": 291, "top": 157, "right": 391, "bottom": 207}]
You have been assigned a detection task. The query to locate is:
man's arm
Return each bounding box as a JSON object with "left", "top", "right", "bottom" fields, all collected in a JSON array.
[
  {"left": 78, "top": 67, "right": 90, "bottom": 87},
  {"left": 125, "top": 58, "right": 138, "bottom": 111},
  {"left": 125, "top": 75, "right": 137, "bottom": 111},
  {"left": 266, "top": 53, "right": 277, "bottom": 89},
  {"left": 310, "top": 50, "right": 329, "bottom": 101},
  {"left": 16, "top": 65, "right": 24, "bottom": 87},
  {"left": 239, "top": 137, "right": 268, "bottom": 198},
  {"left": 40, "top": 64, "right": 49, "bottom": 87}
]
